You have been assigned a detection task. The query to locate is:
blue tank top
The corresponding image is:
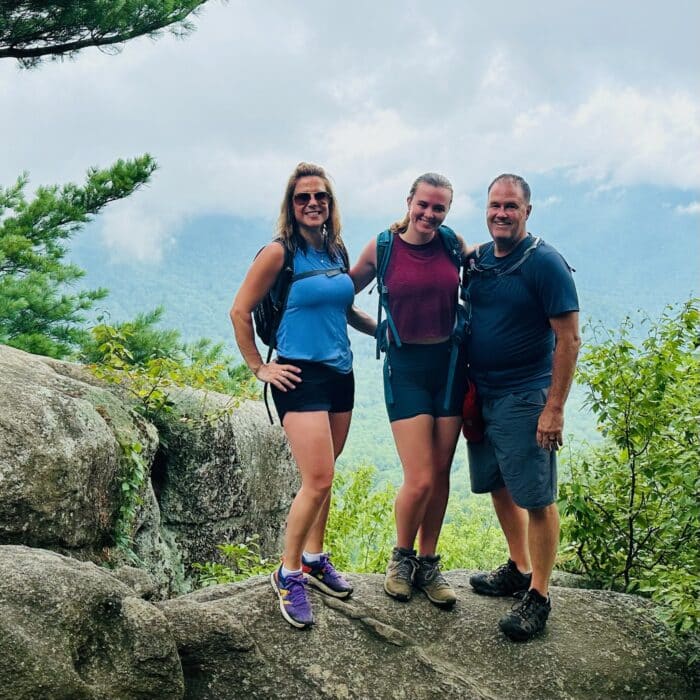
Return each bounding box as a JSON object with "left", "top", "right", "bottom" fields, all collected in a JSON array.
[{"left": 275, "top": 246, "right": 354, "bottom": 373}]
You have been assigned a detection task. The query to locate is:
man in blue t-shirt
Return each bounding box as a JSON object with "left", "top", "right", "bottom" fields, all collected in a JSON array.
[{"left": 465, "top": 173, "right": 580, "bottom": 642}]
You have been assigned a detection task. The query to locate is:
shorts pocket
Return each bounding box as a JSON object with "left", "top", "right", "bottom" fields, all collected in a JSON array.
[{"left": 509, "top": 389, "right": 547, "bottom": 409}]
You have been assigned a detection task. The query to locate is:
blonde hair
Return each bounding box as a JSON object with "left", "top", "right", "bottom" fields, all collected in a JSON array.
[
  {"left": 275, "top": 162, "right": 345, "bottom": 261},
  {"left": 389, "top": 172, "right": 454, "bottom": 234}
]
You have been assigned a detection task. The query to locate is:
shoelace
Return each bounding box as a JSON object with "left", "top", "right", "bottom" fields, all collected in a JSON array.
[
  {"left": 283, "top": 573, "right": 310, "bottom": 607},
  {"left": 487, "top": 561, "right": 512, "bottom": 582},
  {"left": 425, "top": 565, "right": 449, "bottom": 587},
  {"left": 396, "top": 555, "right": 418, "bottom": 580},
  {"left": 511, "top": 591, "right": 539, "bottom": 618},
  {"left": 317, "top": 555, "right": 343, "bottom": 582}
]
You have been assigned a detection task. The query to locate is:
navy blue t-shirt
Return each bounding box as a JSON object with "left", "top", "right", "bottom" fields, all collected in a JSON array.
[{"left": 466, "top": 235, "right": 579, "bottom": 397}]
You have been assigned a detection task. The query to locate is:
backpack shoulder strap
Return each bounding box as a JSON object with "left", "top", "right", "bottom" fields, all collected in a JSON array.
[
  {"left": 376, "top": 229, "right": 394, "bottom": 282},
  {"left": 437, "top": 225, "right": 463, "bottom": 269},
  {"left": 501, "top": 235, "right": 542, "bottom": 276},
  {"left": 270, "top": 239, "right": 294, "bottom": 304},
  {"left": 375, "top": 229, "right": 400, "bottom": 358},
  {"left": 339, "top": 242, "right": 350, "bottom": 271},
  {"left": 260, "top": 240, "right": 294, "bottom": 425}
]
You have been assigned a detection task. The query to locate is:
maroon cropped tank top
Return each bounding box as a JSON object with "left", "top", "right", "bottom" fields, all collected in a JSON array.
[{"left": 384, "top": 233, "right": 459, "bottom": 342}]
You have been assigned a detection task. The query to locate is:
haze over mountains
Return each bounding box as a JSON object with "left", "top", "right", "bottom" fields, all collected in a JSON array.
[{"left": 69, "top": 176, "right": 699, "bottom": 484}]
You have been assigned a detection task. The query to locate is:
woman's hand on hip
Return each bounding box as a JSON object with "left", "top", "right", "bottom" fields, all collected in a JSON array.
[{"left": 256, "top": 361, "right": 302, "bottom": 391}]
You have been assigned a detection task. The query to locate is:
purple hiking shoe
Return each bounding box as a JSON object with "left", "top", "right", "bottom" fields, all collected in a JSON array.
[
  {"left": 270, "top": 567, "right": 314, "bottom": 628},
  {"left": 302, "top": 553, "right": 353, "bottom": 599}
]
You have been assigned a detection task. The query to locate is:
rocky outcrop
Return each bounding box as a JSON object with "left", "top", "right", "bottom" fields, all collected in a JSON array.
[
  {"left": 1, "top": 545, "right": 694, "bottom": 700},
  {"left": 0, "top": 546, "right": 698, "bottom": 700},
  {"left": 151, "top": 386, "right": 298, "bottom": 577},
  {"left": 0, "top": 344, "right": 297, "bottom": 594},
  {"left": 161, "top": 572, "right": 695, "bottom": 700},
  {"left": 1, "top": 343, "right": 695, "bottom": 698},
  {"left": 0, "top": 344, "right": 158, "bottom": 556},
  {"left": 0, "top": 546, "right": 183, "bottom": 700}
]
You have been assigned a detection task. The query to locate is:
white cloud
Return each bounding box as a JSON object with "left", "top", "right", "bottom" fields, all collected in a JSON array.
[
  {"left": 1, "top": 0, "right": 699, "bottom": 259},
  {"left": 326, "top": 110, "right": 418, "bottom": 162},
  {"left": 537, "top": 196, "right": 561, "bottom": 208},
  {"left": 675, "top": 202, "right": 700, "bottom": 215}
]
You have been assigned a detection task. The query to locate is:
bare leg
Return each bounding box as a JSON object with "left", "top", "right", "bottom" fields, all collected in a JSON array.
[
  {"left": 418, "top": 415, "right": 462, "bottom": 556},
  {"left": 527, "top": 503, "right": 559, "bottom": 596},
  {"left": 282, "top": 411, "right": 337, "bottom": 570},
  {"left": 390, "top": 414, "right": 436, "bottom": 550},
  {"left": 491, "top": 486, "right": 531, "bottom": 574},
  {"left": 304, "top": 411, "right": 351, "bottom": 553}
]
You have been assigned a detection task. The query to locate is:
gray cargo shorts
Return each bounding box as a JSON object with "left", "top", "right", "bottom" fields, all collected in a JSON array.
[{"left": 467, "top": 388, "right": 556, "bottom": 509}]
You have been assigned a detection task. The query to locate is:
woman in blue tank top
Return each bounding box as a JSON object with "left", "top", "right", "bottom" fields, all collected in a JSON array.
[{"left": 230, "top": 162, "right": 374, "bottom": 629}]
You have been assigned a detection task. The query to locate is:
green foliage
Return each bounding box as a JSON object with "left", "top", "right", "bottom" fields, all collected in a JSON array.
[
  {"left": 325, "top": 464, "right": 397, "bottom": 573},
  {"left": 560, "top": 300, "right": 700, "bottom": 635},
  {"left": 192, "top": 464, "right": 507, "bottom": 588},
  {"left": 192, "top": 536, "right": 271, "bottom": 586},
  {"left": 114, "top": 440, "right": 147, "bottom": 562},
  {"left": 80, "top": 307, "right": 182, "bottom": 365},
  {"left": 439, "top": 495, "right": 508, "bottom": 571},
  {"left": 85, "top": 320, "right": 257, "bottom": 422},
  {"left": 324, "top": 465, "right": 507, "bottom": 574},
  {"left": 0, "top": 157, "right": 156, "bottom": 357},
  {"left": 0, "top": 1, "right": 210, "bottom": 68}
]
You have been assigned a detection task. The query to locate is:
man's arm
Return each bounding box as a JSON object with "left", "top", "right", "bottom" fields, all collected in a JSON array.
[{"left": 537, "top": 311, "right": 581, "bottom": 449}]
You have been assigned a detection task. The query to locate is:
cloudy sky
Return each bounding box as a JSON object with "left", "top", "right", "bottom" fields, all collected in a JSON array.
[{"left": 1, "top": 0, "right": 698, "bottom": 260}]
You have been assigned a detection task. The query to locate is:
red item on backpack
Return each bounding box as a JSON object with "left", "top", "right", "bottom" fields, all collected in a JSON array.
[{"left": 462, "top": 380, "right": 485, "bottom": 443}]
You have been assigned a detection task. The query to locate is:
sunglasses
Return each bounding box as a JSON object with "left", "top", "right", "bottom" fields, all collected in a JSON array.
[{"left": 293, "top": 191, "right": 331, "bottom": 206}]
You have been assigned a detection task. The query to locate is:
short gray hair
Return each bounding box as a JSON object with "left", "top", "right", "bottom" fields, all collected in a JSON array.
[{"left": 487, "top": 173, "right": 531, "bottom": 204}]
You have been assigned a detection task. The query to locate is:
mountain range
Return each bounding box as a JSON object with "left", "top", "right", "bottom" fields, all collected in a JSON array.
[{"left": 69, "top": 177, "right": 699, "bottom": 486}]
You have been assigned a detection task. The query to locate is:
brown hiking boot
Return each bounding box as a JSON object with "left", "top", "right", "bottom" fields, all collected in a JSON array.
[
  {"left": 384, "top": 547, "right": 418, "bottom": 601},
  {"left": 414, "top": 554, "right": 457, "bottom": 609}
]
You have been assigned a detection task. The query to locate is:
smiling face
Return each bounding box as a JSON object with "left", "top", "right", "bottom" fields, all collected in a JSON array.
[
  {"left": 486, "top": 179, "right": 532, "bottom": 254},
  {"left": 406, "top": 183, "right": 452, "bottom": 238},
  {"left": 292, "top": 175, "right": 331, "bottom": 234}
]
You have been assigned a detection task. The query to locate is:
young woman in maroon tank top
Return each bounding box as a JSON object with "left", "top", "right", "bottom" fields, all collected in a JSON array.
[{"left": 351, "top": 173, "right": 472, "bottom": 607}]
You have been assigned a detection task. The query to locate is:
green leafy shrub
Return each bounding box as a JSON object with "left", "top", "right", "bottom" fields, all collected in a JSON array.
[
  {"left": 325, "top": 464, "right": 397, "bottom": 573},
  {"left": 83, "top": 314, "right": 257, "bottom": 419},
  {"left": 560, "top": 300, "right": 700, "bottom": 636},
  {"left": 113, "top": 440, "right": 147, "bottom": 562},
  {"left": 439, "top": 495, "right": 507, "bottom": 571},
  {"left": 192, "top": 536, "right": 271, "bottom": 586}
]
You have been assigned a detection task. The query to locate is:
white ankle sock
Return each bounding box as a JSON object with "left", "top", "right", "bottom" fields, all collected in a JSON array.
[
  {"left": 302, "top": 551, "right": 323, "bottom": 563},
  {"left": 280, "top": 565, "right": 302, "bottom": 579}
]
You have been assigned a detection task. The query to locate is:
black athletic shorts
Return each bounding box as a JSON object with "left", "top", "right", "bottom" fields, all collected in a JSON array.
[
  {"left": 271, "top": 358, "right": 354, "bottom": 424},
  {"left": 383, "top": 341, "right": 467, "bottom": 422}
]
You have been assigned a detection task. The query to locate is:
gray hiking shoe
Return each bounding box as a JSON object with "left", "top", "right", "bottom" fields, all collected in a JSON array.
[
  {"left": 470, "top": 559, "right": 532, "bottom": 597},
  {"left": 384, "top": 547, "right": 418, "bottom": 601},
  {"left": 499, "top": 588, "right": 551, "bottom": 641},
  {"left": 414, "top": 554, "right": 457, "bottom": 609}
]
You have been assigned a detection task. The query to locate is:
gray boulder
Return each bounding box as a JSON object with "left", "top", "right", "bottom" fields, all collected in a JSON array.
[
  {"left": 151, "top": 387, "right": 297, "bottom": 579},
  {"left": 0, "top": 344, "right": 158, "bottom": 557},
  {"left": 160, "top": 571, "right": 695, "bottom": 699},
  {"left": 0, "top": 344, "right": 297, "bottom": 595},
  {"left": 0, "top": 545, "right": 184, "bottom": 700}
]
